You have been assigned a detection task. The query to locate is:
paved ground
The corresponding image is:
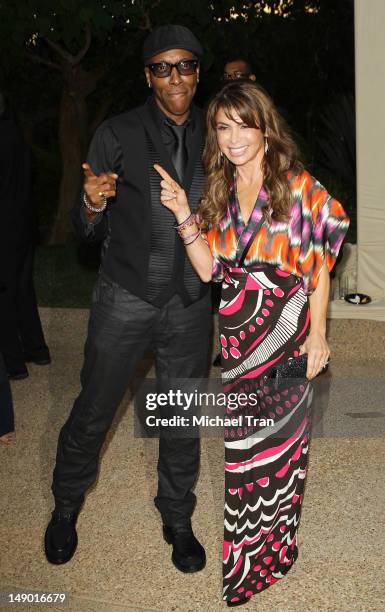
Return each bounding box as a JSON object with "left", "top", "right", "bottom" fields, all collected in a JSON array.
[{"left": 1, "top": 309, "right": 384, "bottom": 611}]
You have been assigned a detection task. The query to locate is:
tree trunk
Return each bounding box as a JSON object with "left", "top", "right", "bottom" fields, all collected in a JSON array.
[
  {"left": 49, "top": 64, "right": 106, "bottom": 244},
  {"left": 49, "top": 87, "right": 85, "bottom": 244}
]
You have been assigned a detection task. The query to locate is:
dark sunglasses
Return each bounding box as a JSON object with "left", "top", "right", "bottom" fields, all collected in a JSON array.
[
  {"left": 222, "top": 72, "right": 251, "bottom": 81},
  {"left": 146, "top": 59, "right": 199, "bottom": 78}
]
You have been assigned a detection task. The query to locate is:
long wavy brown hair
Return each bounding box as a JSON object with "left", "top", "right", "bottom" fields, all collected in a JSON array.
[{"left": 199, "top": 80, "right": 303, "bottom": 232}]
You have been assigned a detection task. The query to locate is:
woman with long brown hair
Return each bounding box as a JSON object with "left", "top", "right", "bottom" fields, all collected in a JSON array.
[{"left": 155, "top": 80, "right": 349, "bottom": 606}]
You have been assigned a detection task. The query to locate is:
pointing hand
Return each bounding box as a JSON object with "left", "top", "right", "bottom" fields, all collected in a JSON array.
[
  {"left": 154, "top": 164, "right": 190, "bottom": 224},
  {"left": 82, "top": 163, "right": 118, "bottom": 209}
]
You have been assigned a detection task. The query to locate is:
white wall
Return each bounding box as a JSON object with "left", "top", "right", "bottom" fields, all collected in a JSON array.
[{"left": 355, "top": 0, "right": 385, "bottom": 299}]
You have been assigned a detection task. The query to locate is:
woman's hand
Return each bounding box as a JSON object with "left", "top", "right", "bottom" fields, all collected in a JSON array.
[
  {"left": 154, "top": 164, "right": 191, "bottom": 224},
  {"left": 299, "top": 331, "right": 330, "bottom": 380},
  {"left": 154, "top": 165, "right": 213, "bottom": 283},
  {"left": 302, "top": 264, "right": 331, "bottom": 380}
]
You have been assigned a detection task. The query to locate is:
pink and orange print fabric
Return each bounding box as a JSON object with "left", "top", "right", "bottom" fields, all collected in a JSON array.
[{"left": 205, "top": 169, "right": 350, "bottom": 294}]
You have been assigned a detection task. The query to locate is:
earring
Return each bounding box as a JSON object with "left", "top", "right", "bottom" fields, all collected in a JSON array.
[
  {"left": 264, "top": 128, "right": 269, "bottom": 154},
  {"left": 147, "top": 82, "right": 152, "bottom": 88},
  {"left": 219, "top": 151, "right": 224, "bottom": 164}
]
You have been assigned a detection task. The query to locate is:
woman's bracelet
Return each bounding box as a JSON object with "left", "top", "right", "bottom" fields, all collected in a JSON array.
[
  {"left": 178, "top": 222, "right": 198, "bottom": 238},
  {"left": 174, "top": 212, "right": 195, "bottom": 232},
  {"left": 178, "top": 220, "right": 197, "bottom": 235},
  {"left": 83, "top": 192, "right": 107, "bottom": 213},
  {"left": 184, "top": 229, "right": 201, "bottom": 246},
  {"left": 181, "top": 229, "right": 200, "bottom": 243}
]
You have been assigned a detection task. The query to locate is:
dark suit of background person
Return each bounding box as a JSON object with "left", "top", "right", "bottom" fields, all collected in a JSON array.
[
  {"left": 0, "top": 92, "right": 50, "bottom": 380},
  {"left": 44, "top": 25, "right": 212, "bottom": 573},
  {"left": 0, "top": 350, "right": 15, "bottom": 444}
]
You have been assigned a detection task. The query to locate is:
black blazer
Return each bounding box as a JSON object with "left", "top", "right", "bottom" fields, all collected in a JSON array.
[{"left": 72, "top": 101, "right": 207, "bottom": 302}]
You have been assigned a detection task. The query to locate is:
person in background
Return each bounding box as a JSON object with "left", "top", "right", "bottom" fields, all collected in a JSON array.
[
  {"left": 223, "top": 57, "right": 257, "bottom": 82},
  {"left": 0, "top": 351, "right": 15, "bottom": 444},
  {"left": 0, "top": 91, "right": 50, "bottom": 380}
]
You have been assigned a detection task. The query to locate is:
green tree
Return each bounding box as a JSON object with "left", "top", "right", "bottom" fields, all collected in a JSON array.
[
  {"left": 0, "top": 0, "right": 148, "bottom": 242},
  {"left": 0, "top": 0, "right": 355, "bottom": 243},
  {"left": 0, "top": 0, "right": 220, "bottom": 242}
]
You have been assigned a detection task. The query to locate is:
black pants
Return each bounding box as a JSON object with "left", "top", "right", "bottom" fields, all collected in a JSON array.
[
  {"left": 0, "top": 352, "right": 14, "bottom": 436},
  {"left": 0, "top": 242, "right": 49, "bottom": 373},
  {"left": 52, "top": 274, "right": 212, "bottom": 526}
]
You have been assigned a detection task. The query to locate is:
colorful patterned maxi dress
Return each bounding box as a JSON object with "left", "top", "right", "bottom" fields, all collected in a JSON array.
[{"left": 204, "top": 170, "right": 349, "bottom": 604}]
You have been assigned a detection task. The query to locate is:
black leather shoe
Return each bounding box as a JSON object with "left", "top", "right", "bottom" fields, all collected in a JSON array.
[
  {"left": 163, "top": 523, "right": 206, "bottom": 573},
  {"left": 8, "top": 368, "right": 29, "bottom": 380},
  {"left": 24, "top": 352, "right": 51, "bottom": 366},
  {"left": 44, "top": 510, "right": 78, "bottom": 565}
]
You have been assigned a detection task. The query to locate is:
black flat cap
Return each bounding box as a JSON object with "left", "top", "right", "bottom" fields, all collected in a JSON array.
[{"left": 142, "top": 24, "right": 203, "bottom": 62}]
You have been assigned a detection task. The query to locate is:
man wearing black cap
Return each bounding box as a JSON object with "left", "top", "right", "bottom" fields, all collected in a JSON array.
[{"left": 44, "top": 25, "right": 211, "bottom": 574}]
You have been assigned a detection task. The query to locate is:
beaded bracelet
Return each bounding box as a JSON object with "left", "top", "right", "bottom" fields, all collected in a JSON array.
[
  {"left": 184, "top": 230, "right": 201, "bottom": 246},
  {"left": 178, "top": 219, "right": 198, "bottom": 235},
  {"left": 181, "top": 229, "right": 200, "bottom": 243},
  {"left": 83, "top": 192, "right": 107, "bottom": 213},
  {"left": 177, "top": 219, "right": 199, "bottom": 239},
  {"left": 174, "top": 212, "right": 195, "bottom": 232},
  {"left": 174, "top": 211, "right": 194, "bottom": 228}
]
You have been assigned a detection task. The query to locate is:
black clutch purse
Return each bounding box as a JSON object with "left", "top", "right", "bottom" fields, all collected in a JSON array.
[{"left": 267, "top": 354, "right": 308, "bottom": 391}]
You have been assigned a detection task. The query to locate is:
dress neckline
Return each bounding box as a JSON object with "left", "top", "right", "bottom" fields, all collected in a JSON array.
[
  {"left": 235, "top": 179, "right": 264, "bottom": 227},
  {"left": 229, "top": 180, "right": 268, "bottom": 241}
]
